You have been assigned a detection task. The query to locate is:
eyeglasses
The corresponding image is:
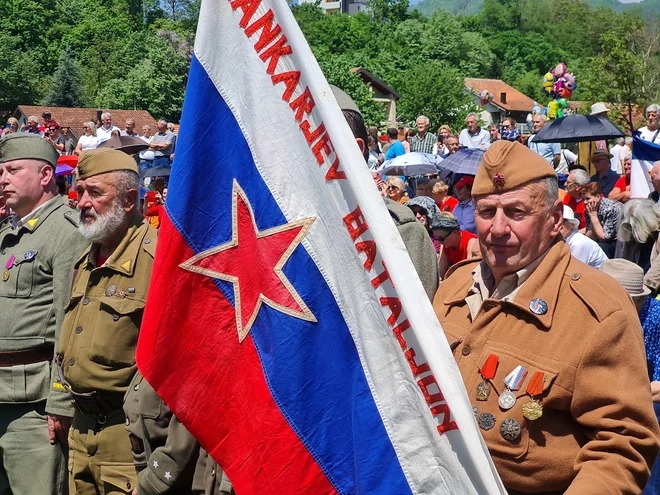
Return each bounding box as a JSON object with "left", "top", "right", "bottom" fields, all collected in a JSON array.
[
  {"left": 387, "top": 186, "right": 399, "bottom": 191},
  {"left": 435, "top": 230, "right": 455, "bottom": 242}
]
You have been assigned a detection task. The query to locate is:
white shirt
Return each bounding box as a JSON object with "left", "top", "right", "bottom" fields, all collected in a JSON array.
[
  {"left": 609, "top": 144, "right": 623, "bottom": 173},
  {"left": 565, "top": 230, "right": 608, "bottom": 269},
  {"left": 96, "top": 125, "right": 120, "bottom": 144},
  {"left": 78, "top": 134, "right": 100, "bottom": 151},
  {"left": 556, "top": 149, "right": 577, "bottom": 174},
  {"left": 638, "top": 126, "right": 660, "bottom": 144},
  {"left": 458, "top": 128, "right": 490, "bottom": 149}
]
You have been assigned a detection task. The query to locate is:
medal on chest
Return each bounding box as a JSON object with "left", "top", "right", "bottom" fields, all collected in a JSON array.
[
  {"left": 499, "top": 365, "right": 528, "bottom": 410},
  {"left": 477, "top": 354, "right": 498, "bottom": 401},
  {"left": 2, "top": 256, "right": 15, "bottom": 282},
  {"left": 522, "top": 371, "right": 545, "bottom": 421}
]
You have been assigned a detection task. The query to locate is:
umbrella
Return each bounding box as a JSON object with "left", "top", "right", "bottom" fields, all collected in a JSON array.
[
  {"left": 98, "top": 135, "right": 149, "bottom": 155},
  {"left": 56, "top": 164, "right": 75, "bottom": 176},
  {"left": 437, "top": 149, "right": 484, "bottom": 176},
  {"left": 379, "top": 152, "right": 444, "bottom": 176},
  {"left": 57, "top": 155, "right": 78, "bottom": 167},
  {"left": 533, "top": 115, "right": 625, "bottom": 143}
]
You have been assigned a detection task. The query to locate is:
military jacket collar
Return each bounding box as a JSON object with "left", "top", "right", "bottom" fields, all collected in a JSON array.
[
  {"left": 78, "top": 213, "right": 148, "bottom": 277},
  {"left": 443, "top": 240, "right": 570, "bottom": 329},
  {"left": 1, "top": 196, "right": 65, "bottom": 236}
]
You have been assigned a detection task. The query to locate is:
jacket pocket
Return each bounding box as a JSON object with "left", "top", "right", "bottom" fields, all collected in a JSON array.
[
  {"left": 472, "top": 345, "right": 558, "bottom": 461},
  {"left": 88, "top": 297, "right": 144, "bottom": 366},
  {"left": 100, "top": 462, "right": 138, "bottom": 495},
  {"left": 0, "top": 256, "right": 36, "bottom": 299}
]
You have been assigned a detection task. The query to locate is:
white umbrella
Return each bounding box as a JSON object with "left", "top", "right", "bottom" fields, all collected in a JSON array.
[{"left": 379, "top": 152, "right": 444, "bottom": 176}]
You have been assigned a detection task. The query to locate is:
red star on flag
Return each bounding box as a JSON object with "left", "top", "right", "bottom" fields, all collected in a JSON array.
[{"left": 180, "top": 180, "right": 317, "bottom": 342}]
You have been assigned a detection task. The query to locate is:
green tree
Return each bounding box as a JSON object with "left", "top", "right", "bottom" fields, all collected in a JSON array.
[
  {"left": 367, "top": 0, "right": 409, "bottom": 24},
  {"left": 0, "top": 34, "right": 43, "bottom": 117},
  {"left": 43, "top": 46, "right": 84, "bottom": 107}
]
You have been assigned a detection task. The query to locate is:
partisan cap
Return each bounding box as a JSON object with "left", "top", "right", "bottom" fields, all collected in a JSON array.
[
  {"left": 0, "top": 133, "right": 59, "bottom": 168},
  {"left": 77, "top": 148, "right": 138, "bottom": 180},
  {"left": 330, "top": 85, "right": 362, "bottom": 115},
  {"left": 472, "top": 140, "right": 557, "bottom": 196}
]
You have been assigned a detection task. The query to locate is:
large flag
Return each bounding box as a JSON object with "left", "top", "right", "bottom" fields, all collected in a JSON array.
[
  {"left": 631, "top": 133, "right": 660, "bottom": 198},
  {"left": 137, "top": 0, "right": 505, "bottom": 493}
]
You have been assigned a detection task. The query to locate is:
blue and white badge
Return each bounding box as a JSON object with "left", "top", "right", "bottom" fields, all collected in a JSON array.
[
  {"left": 24, "top": 251, "right": 36, "bottom": 261},
  {"left": 504, "top": 365, "right": 528, "bottom": 391},
  {"left": 529, "top": 298, "right": 548, "bottom": 315}
]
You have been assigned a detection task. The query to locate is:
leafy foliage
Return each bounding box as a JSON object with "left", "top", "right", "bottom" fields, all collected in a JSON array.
[{"left": 43, "top": 46, "right": 84, "bottom": 107}]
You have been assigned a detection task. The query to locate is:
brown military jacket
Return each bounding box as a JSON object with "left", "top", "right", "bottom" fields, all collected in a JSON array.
[
  {"left": 59, "top": 214, "right": 157, "bottom": 395},
  {"left": 124, "top": 372, "right": 200, "bottom": 495},
  {"left": 433, "top": 241, "right": 660, "bottom": 495}
]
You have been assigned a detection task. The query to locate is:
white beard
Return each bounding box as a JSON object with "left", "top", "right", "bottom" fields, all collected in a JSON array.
[{"left": 78, "top": 198, "right": 128, "bottom": 243}]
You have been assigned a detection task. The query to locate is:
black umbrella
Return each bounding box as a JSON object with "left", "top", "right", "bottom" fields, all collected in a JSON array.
[
  {"left": 533, "top": 114, "right": 625, "bottom": 143},
  {"left": 97, "top": 135, "right": 150, "bottom": 155}
]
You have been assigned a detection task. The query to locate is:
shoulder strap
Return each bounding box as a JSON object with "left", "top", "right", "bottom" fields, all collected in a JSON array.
[{"left": 653, "top": 128, "right": 660, "bottom": 143}]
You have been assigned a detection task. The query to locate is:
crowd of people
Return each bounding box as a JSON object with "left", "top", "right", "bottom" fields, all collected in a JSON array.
[{"left": 3, "top": 87, "right": 660, "bottom": 495}]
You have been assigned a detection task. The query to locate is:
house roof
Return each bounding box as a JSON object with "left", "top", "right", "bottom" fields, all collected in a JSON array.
[
  {"left": 464, "top": 78, "right": 536, "bottom": 113},
  {"left": 350, "top": 68, "right": 400, "bottom": 100},
  {"left": 14, "top": 106, "right": 157, "bottom": 137}
]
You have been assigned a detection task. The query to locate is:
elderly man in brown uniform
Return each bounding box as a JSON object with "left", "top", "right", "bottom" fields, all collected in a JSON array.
[
  {"left": 56, "top": 148, "right": 157, "bottom": 494},
  {"left": 433, "top": 140, "right": 660, "bottom": 494}
]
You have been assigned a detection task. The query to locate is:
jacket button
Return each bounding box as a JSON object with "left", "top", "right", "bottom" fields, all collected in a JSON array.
[
  {"left": 126, "top": 482, "right": 131, "bottom": 490},
  {"left": 112, "top": 314, "right": 120, "bottom": 322},
  {"left": 125, "top": 418, "right": 130, "bottom": 426},
  {"left": 461, "top": 345, "right": 471, "bottom": 356},
  {"left": 82, "top": 298, "right": 89, "bottom": 305},
  {"left": 571, "top": 273, "right": 580, "bottom": 281},
  {"left": 75, "top": 326, "right": 82, "bottom": 334},
  {"left": 68, "top": 358, "right": 75, "bottom": 366}
]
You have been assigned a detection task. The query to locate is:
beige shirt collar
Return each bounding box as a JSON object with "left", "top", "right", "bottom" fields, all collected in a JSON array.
[{"left": 11, "top": 196, "right": 60, "bottom": 230}]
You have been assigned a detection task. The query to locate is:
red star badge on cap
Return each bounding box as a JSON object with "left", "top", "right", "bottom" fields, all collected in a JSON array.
[
  {"left": 492, "top": 173, "right": 506, "bottom": 187},
  {"left": 180, "top": 180, "right": 317, "bottom": 342}
]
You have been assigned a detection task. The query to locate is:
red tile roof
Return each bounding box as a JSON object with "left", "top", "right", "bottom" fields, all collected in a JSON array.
[
  {"left": 14, "top": 106, "right": 157, "bottom": 138},
  {"left": 464, "top": 78, "right": 536, "bottom": 113}
]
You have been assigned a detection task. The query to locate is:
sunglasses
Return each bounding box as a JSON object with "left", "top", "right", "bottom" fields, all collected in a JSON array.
[{"left": 435, "top": 230, "right": 455, "bottom": 242}]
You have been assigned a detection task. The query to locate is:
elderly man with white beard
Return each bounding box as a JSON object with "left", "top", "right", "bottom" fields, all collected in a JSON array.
[{"left": 56, "top": 148, "right": 158, "bottom": 495}]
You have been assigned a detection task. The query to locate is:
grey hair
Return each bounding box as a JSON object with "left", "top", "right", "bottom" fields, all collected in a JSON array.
[
  {"left": 615, "top": 137, "right": 624, "bottom": 146},
  {"left": 625, "top": 137, "right": 633, "bottom": 145},
  {"left": 112, "top": 170, "right": 140, "bottom": 204},
  {"left": 101, "top": 112, "right": 112, "bottom": 120},
  {"left": 570, "top": 168, "right": 590, "bottom": 186},
  {"left": 125, "top": 118, "right": 135, "bottom": 125},
  {"left": 540, "top": 176, "right": 559, "bottom": 210},
  {"left": 466, "top": 112, "right": 479, "bottom": 121},
  {"left": 620, "top": 147, "right": 632, "bottom": 161},
  {"left": 27, "top": 115, "right": 39, "bottom": 123},
  {"left": 158, "top": 119, "right": 167, "bottom": 126},
  {"left": 618, "top": 199, "right": 660, "bottom": 243},
  {"left": 416, "top": 115, "right": 430, "bottom": 125},
  {"left": 647, "top": 104, "right": 660, "bottom": 117}
]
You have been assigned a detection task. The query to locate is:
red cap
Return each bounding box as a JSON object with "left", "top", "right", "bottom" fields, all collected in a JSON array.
[
  {"left": 379, "top": 135, "right": 387, "bottom": 142},
  {"left": 67, "top": 191, "right": 78, "bottom": 201},
  {"left": 146, "top": 191, "right": 158, "bottom": 202},
  {"left": 454, "top": 176, "right": 474, "bottom": 189}
]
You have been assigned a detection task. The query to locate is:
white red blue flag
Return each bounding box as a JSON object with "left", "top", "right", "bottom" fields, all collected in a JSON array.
[
  {"left": 137, "top": 0, "right": 505, "bottom": 493},
  {"left": 631, "top": 133, "right": 660, "bottom": 199}
]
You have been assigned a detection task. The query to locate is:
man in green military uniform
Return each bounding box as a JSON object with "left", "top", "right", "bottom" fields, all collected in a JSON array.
[
  {"left": 56, "top": 148, "right": 157, "bottom": 495},
  {"left": 0, "top": 134, "right": 89, "bottom": 494}
]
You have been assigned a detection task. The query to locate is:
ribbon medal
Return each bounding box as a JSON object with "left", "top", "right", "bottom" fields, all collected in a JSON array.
[
  {"left": 2, "top": 256, "right": 16, "bottom": 282},
  {"left": 522, "top": 371, "right": 545, "bottom": 421},
  {"left": 499, "top": 365, "right": 527, "bottom": 410},
  {"left": 477, "top": 354, "right": 499, "bottom": 401}
]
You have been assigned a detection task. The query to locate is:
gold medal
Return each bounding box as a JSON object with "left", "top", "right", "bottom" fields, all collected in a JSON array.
[
  {"left": 476, "top": 380, "right": 491, "bottom": 401},
  {"left": 2, "top": 271, "right": 9, "bottom": 282},
  {"left": 522, "top": 399, "right": 543, "bottom": 420}
]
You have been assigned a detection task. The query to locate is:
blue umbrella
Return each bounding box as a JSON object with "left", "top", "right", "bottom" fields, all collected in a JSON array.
[
  {"left": 379, "top": 152, "right": 444, "bottom": 176},
  {"left": 438, "top": 149, "right": 484, "bottom": 176},
  {"left": 533, "top": 114, "right": 624, "bottom": 143}
]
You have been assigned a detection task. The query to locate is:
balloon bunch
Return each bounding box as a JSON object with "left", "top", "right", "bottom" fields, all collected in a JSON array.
[
  {"left": 480, "top": 90, "right": 494, "bottom": 107},
  {"left": 541, "top": 62, "right": 577, "bottom": 119}
]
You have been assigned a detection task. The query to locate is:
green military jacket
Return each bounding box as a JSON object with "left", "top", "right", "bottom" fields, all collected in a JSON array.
[
  {"left": 0, "top": 196, "right": 89, "bottom": 416},
  {"left": 59, "top": 214, "right": 157, "bottom": 396},
  {"left": 124, "top": 372, "right": 201, "bottom": 495}
]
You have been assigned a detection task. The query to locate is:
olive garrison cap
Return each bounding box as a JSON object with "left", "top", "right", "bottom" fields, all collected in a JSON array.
[
  {"left": 78, "top": 148, "right": 138, "bottom": 180},
  {"left": 0, "top": 133, "right": 59, "bottom": 168},
  {"left": 472, "top": 140, "right": 557, "bottom": 196}
]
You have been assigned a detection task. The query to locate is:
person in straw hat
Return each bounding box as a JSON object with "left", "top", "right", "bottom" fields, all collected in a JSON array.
[
  {"left": 433, "top": 139, "right": 660, "bottom": 494},
  {"left": 601, "top": 258, "right": 660, "bottom": 495}
]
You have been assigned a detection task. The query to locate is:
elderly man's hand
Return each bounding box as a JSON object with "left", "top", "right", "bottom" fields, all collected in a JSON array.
[{"left": 48, "top": 414, "right": 72, "bottom": 445}]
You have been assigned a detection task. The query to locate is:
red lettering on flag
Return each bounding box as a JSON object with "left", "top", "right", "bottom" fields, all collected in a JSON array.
[
  {"left": 380, "top": 297, "right": 402, "bottom": 326},
  {"left": 404, "top": 347, "right": 430, "bottom": 376},
  {"left": 311, "top": 132, "right": 332, "bottom": 165},
  {"left": 355, "top": 240, "right": 376, "bottom": 271},
  {"left": 259, "top": 36, "right": 292, "bottom": 75},
  {"left": 371, "top": 261, "right": 393, "bottom": 290},
  {"left": 343, "top": 206, "right": 368, "bottom": 241},
  {"left": 230, "top": 0, "right": 260, "bottom": 28},
  {"left": 430, "top": 403, "right": 459, "bottom": 435},
  {"left": 245, "top": 10, "right": 282, "bottom": 52},
  {"left": 289, "top": 87, "right": 315, "bottom": 122},
  {"left": 271, "top": 71, "right": 300, "bottom": 102},
  {"left": 391, "top": 319, "right": 410, "bottom": 350},
  {"left": 417, "top": 374, "right": 445, "bottom": 405},
  {"left": 300, "top": 121, "right": 326, "bottom": 146},
  {"left": 325, "top": 156, "right": 346, "bottom": 181}
]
